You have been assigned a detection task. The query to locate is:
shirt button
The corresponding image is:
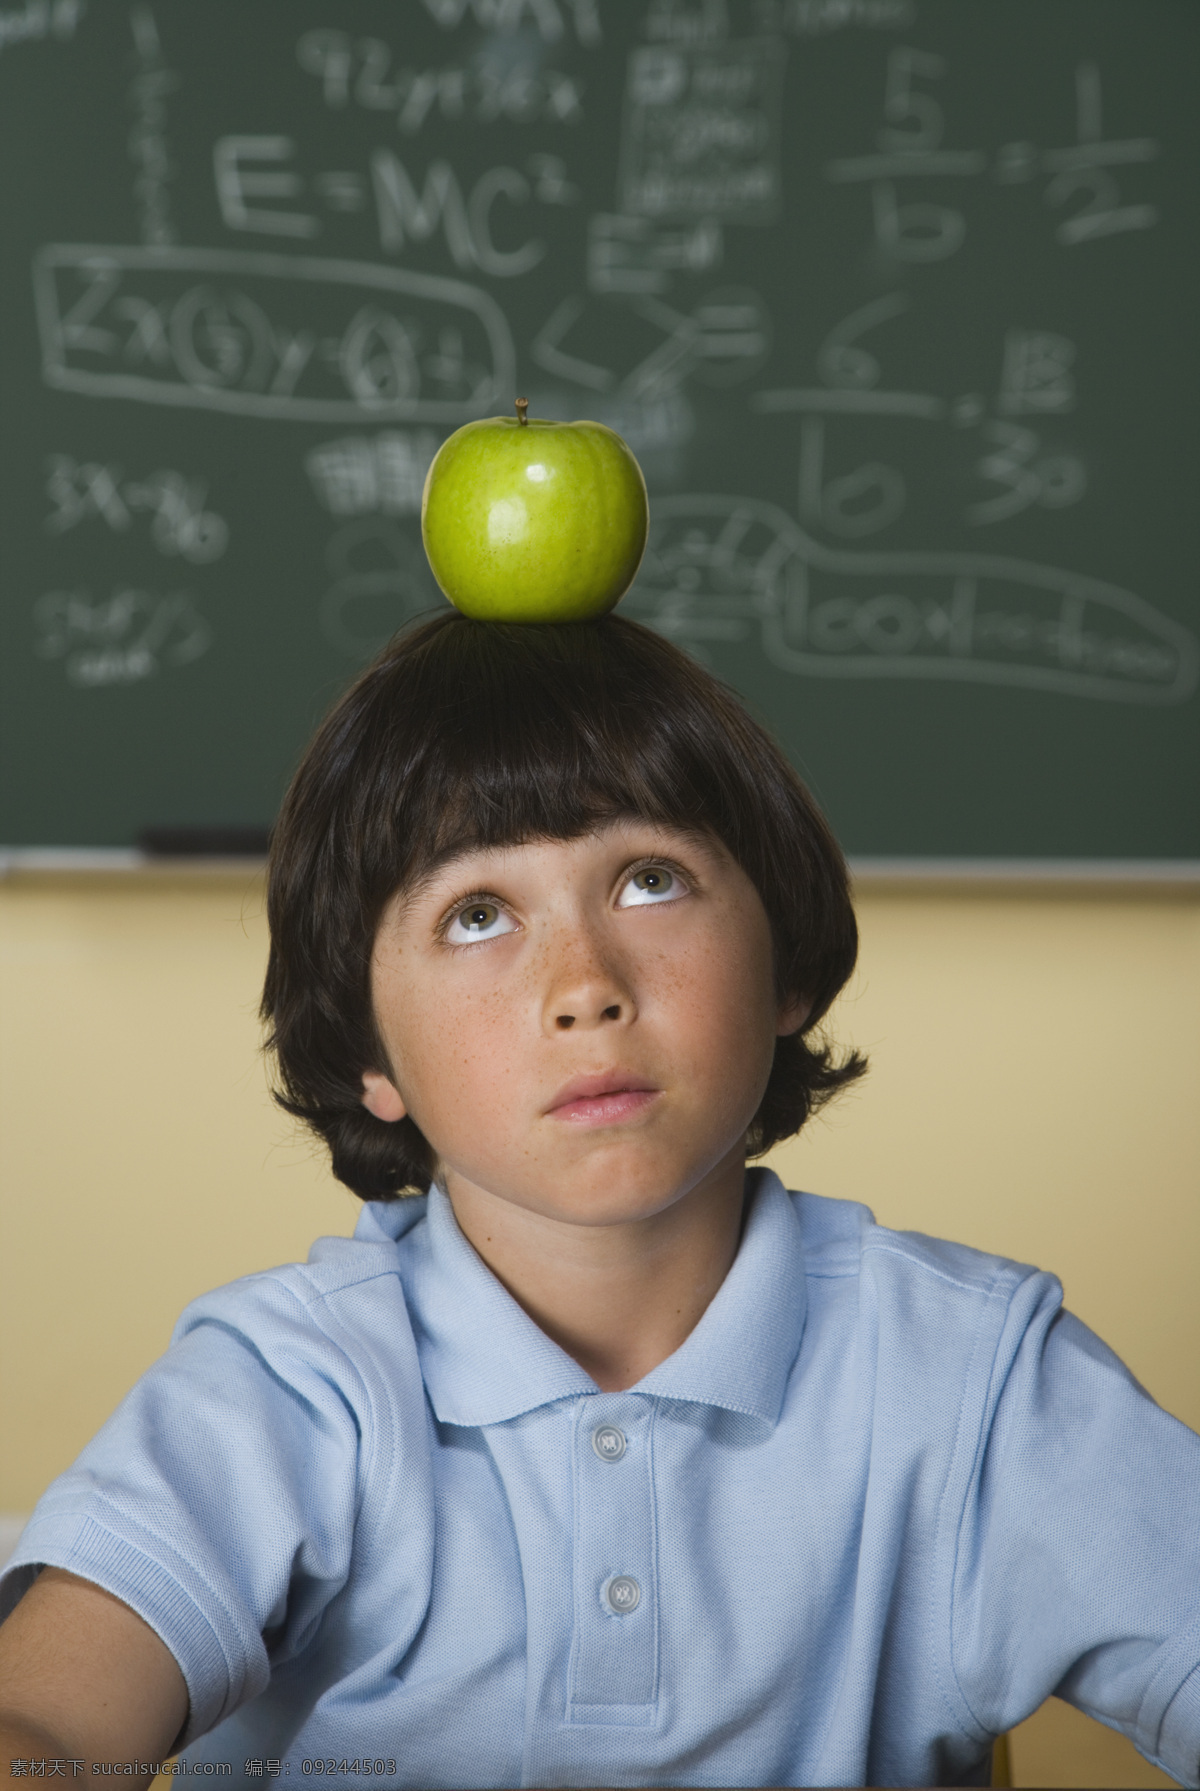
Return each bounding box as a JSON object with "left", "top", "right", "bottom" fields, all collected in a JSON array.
[
  {"left": 601, "top": 1574, "right": 641, "bottom": 1615},
  {"left": 591, "top": 1423, "right": 627, "bottom": 1461}
]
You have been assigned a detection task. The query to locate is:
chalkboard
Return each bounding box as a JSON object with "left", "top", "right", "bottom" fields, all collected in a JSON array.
[{"left": 1, "top": 0, "right": 1197, "bottom": 863}]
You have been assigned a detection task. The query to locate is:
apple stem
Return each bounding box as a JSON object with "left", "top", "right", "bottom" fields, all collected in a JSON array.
[{"left": 515, "top": 397, "right": 529, "bottom": 426}]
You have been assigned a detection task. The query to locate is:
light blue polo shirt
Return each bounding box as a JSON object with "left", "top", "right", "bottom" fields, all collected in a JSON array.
[{"left": 4, "top": 1171, "right": 1200, "bottom": 1788}]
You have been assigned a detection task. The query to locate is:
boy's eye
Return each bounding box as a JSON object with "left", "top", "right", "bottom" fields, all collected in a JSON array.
[
  {"left": 618, "top": 865, "right": 684, "bottom": 907},
  {"left": 445, "top": 900, "right": 516, "bottom": 944}
]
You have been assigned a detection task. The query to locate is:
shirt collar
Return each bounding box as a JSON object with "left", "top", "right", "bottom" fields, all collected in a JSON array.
[
  {"left": 354, "top": 1167, "right": 807, "bottom": 1428},
  {"left": 634, "top": 1168, "right": 807, "bottom": 1423}
]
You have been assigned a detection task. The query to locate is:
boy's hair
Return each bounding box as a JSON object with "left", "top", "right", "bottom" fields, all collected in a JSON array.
[{"left": 262, "top": 613, "right": 866, "bottom": 1200}]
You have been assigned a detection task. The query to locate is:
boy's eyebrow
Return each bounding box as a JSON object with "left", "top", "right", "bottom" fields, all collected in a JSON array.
[
  {"left": 383, "top": 850, "right": 477, "bottom": 923},
  {"left": 382, "top": 840, "right": 558, "bottom": 928}
]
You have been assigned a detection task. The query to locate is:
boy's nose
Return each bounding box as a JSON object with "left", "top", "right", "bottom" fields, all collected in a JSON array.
[
  {"left": 540, "top": 932, "right": 635, "bottom": 1034},
  {"left": 555, "top": 1002, "right": 622, "bottom": 1031}
]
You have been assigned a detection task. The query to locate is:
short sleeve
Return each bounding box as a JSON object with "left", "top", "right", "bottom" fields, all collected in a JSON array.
[
  {"left": 0, "top": 1276, "right": 363, "bottom": 1744},
  {"left": 951, "top": 1283, "right": 1200, "bottom": 1788}
]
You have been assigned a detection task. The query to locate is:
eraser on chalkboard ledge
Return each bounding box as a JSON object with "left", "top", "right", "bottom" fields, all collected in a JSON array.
[{"left": 137, "top": 825, "right": 271, "bottom": 859}]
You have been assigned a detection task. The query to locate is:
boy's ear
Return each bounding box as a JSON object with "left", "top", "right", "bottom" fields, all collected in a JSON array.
[
  {"left": 776, "top": 995, "right": 811, "bottom": 1037},
  {"left": 361, "top": 1070, "right": 407, "bottom": 1123}
]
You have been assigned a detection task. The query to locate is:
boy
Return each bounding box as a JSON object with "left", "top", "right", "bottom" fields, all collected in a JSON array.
[{"left": 1, "top": 614, "right": 1198, "bottom": 1787}]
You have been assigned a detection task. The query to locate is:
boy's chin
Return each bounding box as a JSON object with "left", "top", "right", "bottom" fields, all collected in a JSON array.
[{"left": 445, "top": 1136, "right": 748, "bottom": 1230}]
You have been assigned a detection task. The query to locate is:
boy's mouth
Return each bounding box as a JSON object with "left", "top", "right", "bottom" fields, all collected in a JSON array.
[{"left": 545, "top": 1071, "right": 661, "bottom": 1125}]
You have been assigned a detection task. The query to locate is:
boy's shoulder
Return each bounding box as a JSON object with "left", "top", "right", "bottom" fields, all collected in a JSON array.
[
  {"left": 793, "top": 1181, "right": 1045, "bottom": 1299},
  {"left": 786, "top": 1181, "right": 1062, "bottom": 1395},
  {"left": 175, "top": 1194, "right": 427, "bottom": 1317},
  {"left": 164, "top": 1197, "right": 431, "bottom": 1384}
]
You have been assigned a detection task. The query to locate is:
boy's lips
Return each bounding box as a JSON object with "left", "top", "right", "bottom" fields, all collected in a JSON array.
[{"left": 545, "top": 1071, "right": 661, "bottom": 1124}]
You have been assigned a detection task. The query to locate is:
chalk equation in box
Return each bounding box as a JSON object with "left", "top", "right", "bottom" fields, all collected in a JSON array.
[
  {"left": 619, "top": 38, "right": 785, "bottom": 223},
  {"left": 32, "top": 245, "right": 514, "bottom": 423},
  {"left": 625, "top": 497, "right": 1198, "bottom": 706}
]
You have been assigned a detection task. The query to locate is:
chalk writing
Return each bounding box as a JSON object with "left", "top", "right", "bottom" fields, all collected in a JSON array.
[
  {"left": 967, "top": 422, "right": 1086, "bottom": 526},
  {"left": 0, "top": 0, "right": 82, "bottom": 55},
  {"left": 44, "top": 454, "right": 228, "bottom": 561},
  {"left": 619, "top": 39, "right": 784, "bottom": 221},
  {"left": 997, "top": 330, "right": 1076, "bottom": 416},
  {"left": 212, "top": 135, "right": 566, "bottom": 275},
  {"left": 643, "top": 0, "right": 728, "bottom": 44},
  {"left": 127, "top": 6, "right": 176, "bottom": 247},
  {"left": 587, "top": 212, "right": 722, "bottom": 295},
  {"left": 756, "top": 303, "right": 1089, "bottom": 534},
  {"left": 1042, "top": 63, "right": 1159, "bottom": 246},
  {"left": 828, "top": 50, "right": 1159, "bottom": 258},
  {"left": 773, "top": 0, "right": 914, "bottom": 33},
  {"left": 33, "top": 587, "right": 211, "bottom": 686},
  {"left": 824, "top": 46, "right": 982, "bottom": 262},
  {"left": 213, "top": 136, "right": 318, "bottom": 240},
  {"left": 319, "top": 519, "right": 448, "bottom": 655},
  {"left": 370, "top": 151, "right": 550, "bottom": 275},
  {"left": 625, "top": 496, "right": 1198, "bottom": 704},
  {"left": 306, "top": 430, "right": 440, "bottom": 516},
  {"left": 532, "top": 286, "right": 766, "bottom": 399},
  {"left": 416, "top": 0, "right": 601, "bottom": 46},
  {"left": 797, "top": 416, "right": 905, "bottom": 537},
  {"left": 297, "top": 29, "right": 585, "bottom": 131},
  {"left": 34, "top": 245, "right": 515, "bottom": 422},
  {"left": 756, "top": 291, "right": 940, "bottom": 421},
  {"left": 756, "top": 295, "right": 932, "bottom": 534}
]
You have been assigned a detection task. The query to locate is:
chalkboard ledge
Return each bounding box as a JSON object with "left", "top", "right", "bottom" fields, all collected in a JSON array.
[
  {"left": 0, "top": 848, "right": 267, "bottom": 880},
  {"left": 2, "top": 851, "right": 1199, "bottom": 892},
  {"left": 848, "top": 859, "right": 1200, "bottom": 893}
]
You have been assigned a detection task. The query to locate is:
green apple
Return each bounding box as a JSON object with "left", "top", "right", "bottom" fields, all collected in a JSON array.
[{"left": 420, "top": 401, "right": 649, "bottom": 622}]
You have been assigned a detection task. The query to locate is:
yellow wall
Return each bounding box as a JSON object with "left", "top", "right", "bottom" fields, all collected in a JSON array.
[{"left": 2, "top": 871, "right": 1197, "bottom": 1788}]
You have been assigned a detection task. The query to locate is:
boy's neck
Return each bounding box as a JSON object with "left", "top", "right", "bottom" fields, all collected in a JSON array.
[{"left": 442, "top": 1150, "right": 749, "bottom": 1392}]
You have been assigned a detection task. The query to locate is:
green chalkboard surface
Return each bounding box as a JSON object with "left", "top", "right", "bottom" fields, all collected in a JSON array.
[{"left": 1, "top": 0, "right": 1197, "bottom": 861}]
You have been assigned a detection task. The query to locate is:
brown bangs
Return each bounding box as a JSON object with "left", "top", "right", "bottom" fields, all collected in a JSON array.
[{"left": 335, "top": 616, "right": 780, "bottom": 908}]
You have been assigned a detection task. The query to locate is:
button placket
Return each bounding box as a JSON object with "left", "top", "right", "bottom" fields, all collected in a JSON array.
[{"left": 567, "top": 1394, "right": 658, "bottom": 1723}]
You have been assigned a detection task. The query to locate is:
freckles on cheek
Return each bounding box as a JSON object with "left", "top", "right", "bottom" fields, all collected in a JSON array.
[
  {"left": 674, "top": 933, "right": 773, "bottom": 1053},
  {"left": 433, "top": 984, "right": 520, "bottom": 1099},
  {"left": 652, "top": 944, "right": 728, "bottom": 1056}
]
